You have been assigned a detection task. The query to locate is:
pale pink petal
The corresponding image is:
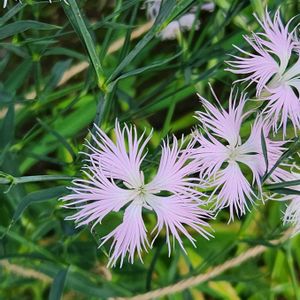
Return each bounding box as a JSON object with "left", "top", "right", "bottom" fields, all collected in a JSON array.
[
  {"left": 195, "top": 91, "right": 245, "bottom": 146},
  {"left": 254, "top": 9, "right": 294, "bottom": 72},
  {"left": 283, "top": 198, "right": 300, "bottom": 235},
  {"left": 238, "top": 117, "right": 289, "bottom": 183},
  {"left": 146, "top": 137, "right": 203, "bottom": 200},
  {"left": 236, "top": 117, "right": 265, "bottom": 185},
  {"left": 62, "top": 165, "right": 135, "bottom": 229},
  {"left": 100, "top": 203, "right": 149, "bottom": 267},
  {"left": 214, "top": 162, "right": 256, "bottom": 221},
  {"left": 148, "top": 195, "right": 212, "bottom": 256},
  {"left": 86, "top": 121, "right": 150, "bottom": 188},
  {"left": 227, "top": 39, "right": 279, "bottom": 96},
  {"left": 226, "top": 9, "right": 295, "bottom": 95},
  {"left": 282, "top": 54, "right": 300, "bottom": 80},
  {"left": 263, "top": 136, "right": 290, "bottom": 183},
  {"left": 264, "top": 83, "right": 300, "bottom": 136},
  {"left": 192, "top": 132, "right": 229, "bottom": 178}
]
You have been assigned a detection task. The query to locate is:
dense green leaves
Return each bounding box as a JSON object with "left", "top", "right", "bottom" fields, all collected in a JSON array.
[
  {"left": 12, "top": 186, "right": 67, "bottom": 222},
  {"left": 0, "top": 3, "right": 26, "bottom": 26},
  {"left": 1, "top": 1, "right": 300, "bottom": 299},
  {"left": 0, "top": 20, "right": 59, "bottom": 39},
  {"left": 4, "top": 59, "right": 32, "bottom": 93},
  {"left": 106, "top": 0, "right": 176, "bottom": 84}
]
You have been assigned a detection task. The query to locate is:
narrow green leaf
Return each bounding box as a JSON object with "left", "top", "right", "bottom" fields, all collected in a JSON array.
[
  {"left": 62, "top": 0, "right": 105, "bottom": 88},
  {"left": 261, "top": 128, "right": 268, "bottom": 178},
  {"left": 44, "top": 47, "right": 86, "bottom": 60},
  {"left": 0, "top": 21, "right": 60, "bottom": 40},
  {"left": 99, "top": 0, "right": 123, "bottom": 61},
  {"left": 37, "top": 118, "right": 76, "bottom": 160},
  {"left": 265, "top": 180, "right": 300, "bottom": 190},
  {"left": 37, "top": 262, "right": 131, "bottom": 298},
  {"left": 0, "top": 225, "right": 58, "bottom": 261},
  {"left": 116, "top": 2, "right": 139, "bottom": 63},
  {"left": 0, "top": 3, "right": 27, "bottom": 26},
  {"left": 0, "top": 174, "right": 73, "bottom": 185},
  {"left": 269, "top": 188, "right": 300, "bottom": 196},
  {"left": 165, "top": 0, "right": 195, "bottom": 22},
  {"left": 0, "top": 52, "right": 10, "bottom": 74},
  {"left": 106, "top": 0, "right": 176, "bottom": 84},
  {"left": 12, "top": 186, "right": 67, "bottom": 222},
  {"left": 107, "top": 51, "right": 182, "bottom": 91},
  {"left": 0, "top": 42, "right": 28, "bottom": 58},
  {"left": 4, "top": 58, "right": 32, "bottom": 92},
  {"left": 20, "top": 95, "right": 96, "bottom": 173},
  {"left": 40, "top": 60, "right": 72, "bottom": 97},
  {"left": 49, "top": 268, "right": 69, "bottom": 300},
  {"left": 0, "top": 104, "right": 14, "bottom": 149},
  {"left": 251, "top": 0, "right": 265, "bottom": 18},
  {"left": 146, "top": 240, "right": 164, "bottom": 291}
]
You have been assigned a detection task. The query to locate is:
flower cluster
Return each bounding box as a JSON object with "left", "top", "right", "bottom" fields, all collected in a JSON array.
[
  {"left": 226, "top": 9, "right": 300, "bottom": 136},
  {"left": 62, "top": 9, "right": 300, "bottom": 267},
  {"left": 226, "top": 8, "right": 300, "bottom": 233}
]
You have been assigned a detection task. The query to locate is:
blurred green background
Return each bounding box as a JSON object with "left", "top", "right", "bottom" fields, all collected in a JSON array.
[{"left": 1, "top": 0, "right": 300, "bottom": 299}]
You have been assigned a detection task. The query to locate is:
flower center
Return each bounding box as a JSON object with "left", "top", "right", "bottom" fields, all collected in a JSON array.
[
  {"left": 136, "top": 185, "right": 147, "bottom": 196},
  {"left": 133, "top": 187, "right": 153, "bottom": 210},
  {"left": 227, "top": 146, "right": 240, "bottom": 162}
]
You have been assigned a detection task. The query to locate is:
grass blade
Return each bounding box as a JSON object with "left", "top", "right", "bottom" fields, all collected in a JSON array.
[
  {"left": 0, "top": 21, "right": 59, "bottom": 40},
  {"left": 268, "top": 188, "right": 300, "bottom": 196},
  {"left": 49, "top": 268, "right": 69, "bottom": 300},
  {"left": 0, "top": 2, "right": 26, "bottom": 26},
  {"left": 12, "top": 186, "right": 67, "bottom": 223},
  {"left": 0, "top": 104, "right": 14, "bottom": 149},
  {"left": 261, "top": 128, "right": 269, "bottom": 178},
  {"left": 265, "top": 180, "right": 300, "bottom": 190},
  {"left": 62, "top": 0, "right": 105, "bottom": 89}
]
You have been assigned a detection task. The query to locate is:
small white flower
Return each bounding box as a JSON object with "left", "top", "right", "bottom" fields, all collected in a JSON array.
[
  {"left": 145, "top": 0, "right": 161, "bottom": 20},
  {"left": 159, "top": 21, "right": 180, "bottom": 40},
  {"left": 179, "top": 13, "right": 200, "bottom": 31},
  {"left": 145, "top": 0, "right": 214, "bottom": 40},
  {"left": 200, "top": 2, "right": 215, "bottom": 12}
]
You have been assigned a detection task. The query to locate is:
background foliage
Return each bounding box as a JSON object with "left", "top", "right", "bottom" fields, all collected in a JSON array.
[{"left": 1, "top": 0, "right": 300, "bottom": 299}]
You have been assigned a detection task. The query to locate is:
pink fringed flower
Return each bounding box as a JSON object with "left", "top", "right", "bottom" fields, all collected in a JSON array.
[
  {"left": 192, "top": 89, "right": 288, "bottom": 220},
  {"left": 62, "top": 121, "right": 212, "bottom": 267},
  {"left": 283, "top": 175, "right": 300, "bottom": 234},
  {"left": 270, "top": 166, "right": 300, "bottom": 235},
  {"left": 284, "top": 198, "right": 300, "bottom": 234},
  {"left": 226, "top": 9, "right": 300, "bottom": 136}
]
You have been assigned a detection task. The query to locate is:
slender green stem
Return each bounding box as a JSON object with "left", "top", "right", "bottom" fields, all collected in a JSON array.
[{"left": 0, "top": 174, "right": 73, "bottom": 185}]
